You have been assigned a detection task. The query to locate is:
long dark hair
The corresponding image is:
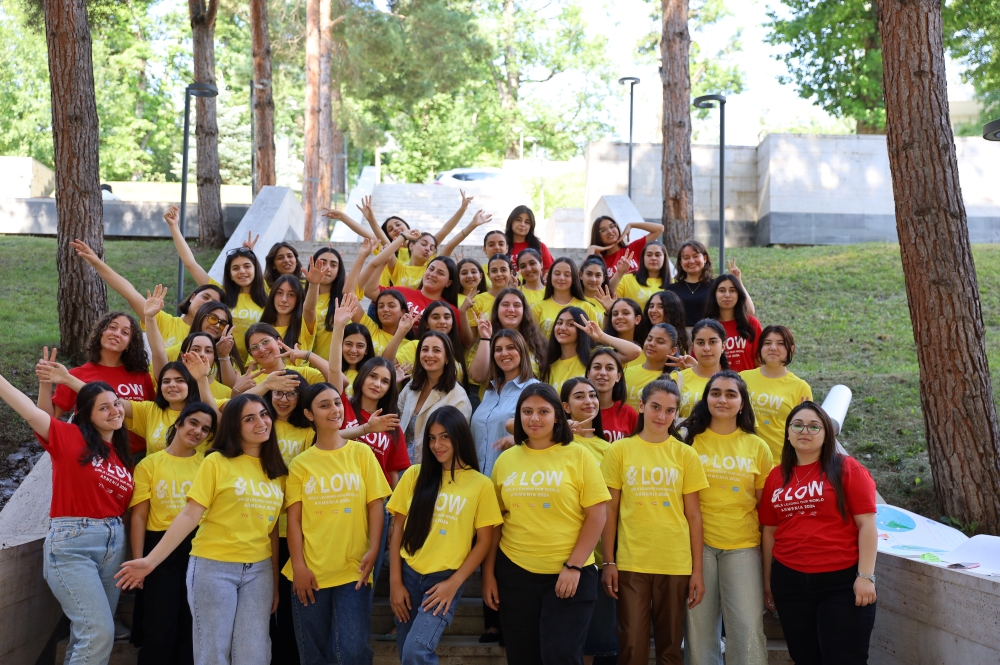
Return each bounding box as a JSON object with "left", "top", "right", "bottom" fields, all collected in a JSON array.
[
  {"left": 513, "top": 383, "right": 573, "bottom": 446},
  {"left": 560, "top": 378, "right": 605, "bottom": 441},
  {"left": 374, "top": 290, "right": 409, "bottom": 334},
  {"left": 456, "top": 258, "right": 487, "bottom": 295},
  {"left": 350, "top": 357, "right": 399, "bottom": 420},
  {"left": 179, "top": 332, "right": 224, "bottom": 380},
  {"left": 780, "top": 402, "right": 849, "bottom": 518},
  {"left": 417, "top": 256, "right": 460, "bottom": 307},
  {"left": 490, "top": 288, "right": 547, "bottom": 366},
  {"left": 636, "top": 291, "right": 689, "bottom": 354},
  {"left": 263, "top": 370, "right": 312, "bottom": 429},
  {"left": 409, "top": 331, "right": 458, "bottom": 393},
  {"left": 579, "top": 256, "right": 609, "bottom": 293},
  {"left": 486, "top": 329, "right": 535, "bottom": 389},
  {"left": 85, "top": 311, "right": 148, "bottom": 373},
  {"left": 178, "top": 283, "right": 225, "bottom": 316},
  {"left": 633, "top": 379, "right": 681, "bottom": 438},
  {"left": 644, "top": 323, "right": 680, "bottom": 369},
  {"left": 683, "top": 370, "right": 755, "bottom": 444},
  {"left": 73, "top": 382, "right": 132, "bottom": 468},
  {"left": 539, "top": 306, "right": 592, "bottom": 384},
  {"left": 211, "top": 394, "right": 288, "bottom": 479},
  {"left": 703, "top": 274, "right": 756, "bottom": 343},
  {"left": 309, "top": 247, "right": 346, "bottom": 333},
  {"left": 189, "top": 301, "right": 244, "bottom": 370},
  {"left": 542, "top": 257, "right": 588, "bottom": 301},
  {"left": 165, "top": 402, "right": 218, "bottom": 448},
  {"left": 604, "top": 297, "right": 641, "bottom": 339},
  {"left": 589, "top": 215, "right": 620, "bottom": 251},
  {"left": 263, "top": 242, "right": 302, "bottom": 288},
  {"left": 417, "top": 300, "right": 468, "bottom": 388},
  {"left": 382, "top": 216, "right": 410, "bottom": 256},
  {"left": 588, "top": 346, "right": 627, "bottom": 405},
  {"left": 636, "top": 241, "right": 668, "bottom": 285},
  {"left": 342, "top": 323, "right": 375, "bottom": 371},
  {"left": 222, "top": 247, "right": 268, "bottom": 309},
  {"left": 673, "top": 240, "right": 714, "bottom": 284},
  {"left": 690, "top": 318, "right": 730, "bottom": 371},
  {"left": 244, "top": 322, "right": 284, "bottom": 358},
  {"left": 261, "top": 274, "right": 306, "bottom": 349},
  {"left": 505, "top": 205, "right": 540, "bottom": 252},
  {"left": 400, "top": 406, "right": 480, "bottom": 555},
  {"left": 153, "top": 361, "right": 202, "bottom": 410}
]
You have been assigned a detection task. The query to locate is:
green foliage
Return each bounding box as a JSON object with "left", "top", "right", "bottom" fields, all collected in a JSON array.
[
  {"left": 765, "top": 0, "right": 885, "bottom": 133},
  {"left": 944, "top": 0, "right": 1000, "bottom": 122},
  {"left": 0, "top": 11, "right": 53, "bottom": 166},
  {"left": 940, "top": 516, "right": 980, "bottom": 537}
]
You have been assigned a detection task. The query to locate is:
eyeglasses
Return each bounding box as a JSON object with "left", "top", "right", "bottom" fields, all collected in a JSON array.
[
  {"left": 272, "top": 390, "right": 298, "bottom": 401},
  {"left": 249, "top": 337, "right": 275, "bottom": 353},
  {"left": 206, "top": 313, "right": 230, "bottom": 327},
  {"left": 789, "top": 423, "right": 823, "bottom": 435}
]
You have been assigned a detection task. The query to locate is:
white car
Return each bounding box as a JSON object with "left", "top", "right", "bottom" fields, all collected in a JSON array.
[{"left": 434, "top": 167, "right": 504, "bottom": 186}]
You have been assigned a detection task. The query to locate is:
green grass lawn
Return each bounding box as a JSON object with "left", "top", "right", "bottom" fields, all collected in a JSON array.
[{"left": 1, "top": 236, "right": 998, "bottom": 520}]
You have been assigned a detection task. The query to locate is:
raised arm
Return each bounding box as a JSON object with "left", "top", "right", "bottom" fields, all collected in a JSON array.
[
  {"left": 433, "top": 190, "right": 474, "bottom": 246},
  {"left": 607, "top": 250, "right": 634, "bottom": 296},
  {"left": 468, "top": 315, "right": 492, "bottom": 384},
  {"left": 327, "top": 294, "right": 360, "bottom": 391},
  {"left": 144, "top": 285, "right": 169, "bottom": 379},
  {"left": 321, "top": 208, "right": 377, "bottom": 241},
  {"left": 357, "top": 195, "right": 391, "bottom": 246},
  {"left": 439, "top": 210, "right": 491, "bottom": 257},
  {"left": 182, "top": 351, "right": 221, "bottom": 418},
  {"left": 0, "top": 372, "right": 52, "bottom": 441},
  {"left": 35, "top": 347, "right": 57, "bottom": 416},
  {"left": 163, "top": 205, "right": 211, "bottom": 286},
  {"left": 379, "top": 312, "right": 415, "bottom": 365},
  {"left": 342, "top": 237, "right": 375, "bottom": 298},
  {"left": 725, "top": 258, "right": 756, "bottom": 316},
  {"left": 572, "top": 320, "right": 642, "bottom": 364},
  {"left": 360, "top": 236, "right": 406, "bottom": 301},
  {"left": 621, "top": 221, "right": 664, "bottom": 245},
  {"left": 71, "top": 239, "right": 147, "bottom": 319},
  {"left": 302, "top": 257, "right": 322, "bottom": 334}
]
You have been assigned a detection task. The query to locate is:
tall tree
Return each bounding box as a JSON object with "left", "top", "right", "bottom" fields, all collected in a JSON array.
[
  {"left": 43, "top": 0, "right": 108, "bottom": 355},
  {"left": 250, "top": 0, "right": 275, "bottom": 190},
  {"left": 878, "top": 0, "right": 1000, "bottom": 533},
  {"left": 302, "top": 0, "right": 320, "bottom": 240},
  {"left": 318, "top": 0, "right": 333, "bottom": 224},
  {"left": 660, "top": 0, "right": 694, "bottom": 254},
  {"left": 190, "top": 0, "right": 225, "bottom": 247}
]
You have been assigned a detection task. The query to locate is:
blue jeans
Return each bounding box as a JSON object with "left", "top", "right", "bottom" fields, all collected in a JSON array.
[
  {"left": 43, "top": 517, "right": 126, "bottom": 665},
  {"left": 395, "top": 561, "right": 464, "bottom": 665},
  {"left": 291, "top": 581, "right": 373, "bottom": 664},
  {"left": 186, "top": 556, "right": 274, "bottom": 665},
  {"left": 370, "top": 506, "right": 390, "bottom": 604}
]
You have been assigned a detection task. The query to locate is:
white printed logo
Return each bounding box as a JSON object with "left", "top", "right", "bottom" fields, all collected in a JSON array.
[
  {"left": 435, "top": 492, "right": 467, "bottom": 515},
  {"left": 304, "top": 476, "right": 318, "bottom": 495},
  {"left": 625, "top": 466, "right": 638, "bottom": 486},
  {"left": 156, "top": 480, "right": 168, "bottom": 499},
  {"left": 235, "top": 477, "right": 248, "bottom": 496}
]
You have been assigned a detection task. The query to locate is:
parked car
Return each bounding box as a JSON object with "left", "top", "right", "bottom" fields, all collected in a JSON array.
[{"left": 434, "top": 167, "right": 504, "bottom": 186}]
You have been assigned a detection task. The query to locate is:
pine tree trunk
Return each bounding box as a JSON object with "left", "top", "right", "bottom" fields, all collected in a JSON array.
[
  {"left": 317, "top": 0, "right": 333, "bottom": 235},
  {"left": 44, "top": 0, "right": 108, "bottom": 357},
  {"left": 302, "top": 0, "right": 321, "bottom": 241},
  {"left": 660, "top": 0, "right": 695, "bottom": 255},
  {"left": 250, "top": 0, "right": 276, "bottom": 189},
  {"left": 878, "top": 0, "right": 1000, "bottom": 533},
  {"left": 501, "top": 0, "right": 519, "bottom": 159},
  {"left": 190, "top": 0, "right": 224, "bottom": 248}
]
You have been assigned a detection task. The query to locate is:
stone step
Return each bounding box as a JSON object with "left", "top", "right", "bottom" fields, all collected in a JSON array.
[{"left": 56, "top": 640, "right": 138, "bottom": 665}]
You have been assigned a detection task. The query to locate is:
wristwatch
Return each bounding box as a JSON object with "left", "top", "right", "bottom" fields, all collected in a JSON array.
[{"left": 856, "top": 572, "right": 876, "bottom": 584}]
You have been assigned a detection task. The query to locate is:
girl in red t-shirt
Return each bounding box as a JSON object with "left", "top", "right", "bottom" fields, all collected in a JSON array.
[
  {"left": 505, "top": 205, "right": 553, "bottom": 271},
  {"left": 0, "top": 375, "right": 133, "bottom": 664},
  {"left": 760, "top": 402, "right": 878, "bottom": 665},
  {"left": 586, "top": 215, "right": 664, "bottom": 278},
  {"left": 704, "top": 274, "right": 762, "bottom": 373},
  {"left": 587, "top": 347, "right": 638, "bottom": 442}
]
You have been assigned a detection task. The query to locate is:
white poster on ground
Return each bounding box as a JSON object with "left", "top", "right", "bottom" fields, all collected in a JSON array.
[{"left": 875, "top": 504, "right": 969, "bottom": 556}]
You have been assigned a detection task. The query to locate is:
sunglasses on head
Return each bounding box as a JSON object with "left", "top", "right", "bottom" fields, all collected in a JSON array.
[{"left": 227, "top": 248, "right": 256, "bottom": 257}]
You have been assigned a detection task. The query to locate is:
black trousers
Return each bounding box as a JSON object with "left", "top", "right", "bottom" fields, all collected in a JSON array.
[
  {"left": 771, "top": 560, "right": 877, "bottom": 665},
  {"left": 496, "top": 549, "right": 598, "bottom": 665},
  {"left": 270, "top": 537, "right": 301, "bottom": 665},
  {"left": 133, "top": 529, "right": 195, "bottom": 665}
]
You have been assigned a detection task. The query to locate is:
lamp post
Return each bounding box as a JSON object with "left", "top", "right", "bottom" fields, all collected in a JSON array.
[
  {"left": 693, "top": 94, "right": 727, "bottom": 270},
  {"left": 618, "top": 77, "right": 640, "bottom": 199},
  {"left": 177, "top": 82, "right": 219, "bottom": 305},
  {"left": 985, "top": 119, "right": 1000, "bottom": 141}
]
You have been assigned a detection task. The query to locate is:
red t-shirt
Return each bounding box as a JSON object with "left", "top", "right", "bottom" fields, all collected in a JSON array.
[
  {"left": 511, "top": 241, "right": 554, "bottom": 273},
  {"left": 601, "top": 402, "right": 638, "bottom": 442},
  {"left": 52, "top": 362, "right": 155, "bottom": 454},
  {"left": 38, "top": 418, "right": 134, "bottom": 519},
  {"left": 341, "top": 402, "right": 411, "bottom": 483},
  {"left": 381, "top": 286, "right": 459, "bottom": 330},
  {"left": 601, "top": 237, "right": 648, "bottom": 278},
  {"left": 720, "top": 316, "right": 762, "bottom": 373},
  {"left": 759, "top": 457, "right": 877, "bottom": 574}
]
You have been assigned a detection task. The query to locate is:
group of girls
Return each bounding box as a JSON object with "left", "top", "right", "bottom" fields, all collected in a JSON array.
[{"left": 4, "top": 195, "right": 878, "bottom": 665}]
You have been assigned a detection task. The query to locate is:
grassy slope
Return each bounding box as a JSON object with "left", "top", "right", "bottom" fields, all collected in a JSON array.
[{"left": 1, "top": 237, "right": 998, "bottom": 519}]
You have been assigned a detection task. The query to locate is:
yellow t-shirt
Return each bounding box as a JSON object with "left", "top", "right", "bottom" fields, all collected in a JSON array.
[
  {"left": 491, "top": 442, "right": 611, "bottom": 574},
  {"left": 616, "top": 275, "right": 663, "bottom": 310},
  {"left": 344, "top": 369, "right": 359, "bottom": 397},
  {"left": 531, "top": 298, "right": 600, "bottom": 339},
  {"left": 232, "top": 293, "right": 265, "bottom": 362},
  {"left": 274, "top": 321, "right": 316, "bottom": 367},
  {"left": 690, "top": 429, "right": 773, "bottom": 550},
  {"left": 548, "top": 357, "right": 587, "bottom": 397},
  {"left": 623, "top": 365, "right": 666, "bottom": 411},
  {"left": 624, "top": 351, "right": 647, "bottom": 370},
  {"left": 389, "top": 261, "right": 428, "bottom": 289},
  {"left": 378, "top": 246, "right": 413, "bottom": 288},
  {"left": 127, "top": 402, "right": 188, "bottom": 455},
  {"left": 253, "top": 365, "right": 326, "bottom": 386},
  {"left": 187, "top": 453, "right": 286, "bottom": 563},
  {"left": 275, "top": 419, "right": 315, "bottom": 537},
  {"left": 147, "top": 311, "right": 191, "bottom": 349},
  {"left": 130, "top": 450, "right": 205, "bottom": 531},
  {"left": 209, "top": 380, "right": 232, "bottom": 401},
  {"left": 573, "top": 434, "right": 610, "bottom": 464},
  {"left": 520, "top": 286, "right": 545, "bottom": 308},
  {"left": 387, "top": 465, "right": 503, "bottom": 575},
  {"left": 740, "top": 369, "right": 813, "bottom": 461},
  {"left": 360, "top": 314, "right": 417, "bottom": 362},
  {"left": 584, "top": 297, "right": 606, "bottom": 327},
  {"left": 469, "top": 291, "right": 498, "bottom": 330},
  {"left": 677, "top": 368, "right": 711, "bottom": 419},
  {"left": 601, "top": 435, "right": 708, "bottom": 574},
  {"left": 281, "top": 442, "right": 391, "bottom": 588}
]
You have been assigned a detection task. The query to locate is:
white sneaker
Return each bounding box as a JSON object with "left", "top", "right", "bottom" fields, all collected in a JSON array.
[{"left": 114, "top": 618, "right": 131, "bottom": 641}]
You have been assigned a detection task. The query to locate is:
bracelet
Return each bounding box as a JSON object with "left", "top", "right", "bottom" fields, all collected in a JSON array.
[
  {"left": 480, "top": 337, "right": 491, "bottom": 342},
  {"left": 362, "top": 423, "right": 368, "bottom": 435},
  {"left": 563, "top": 562, "right": 583, "bottom": 572},
  {"left": 220, "top": 357, "right": 232, "bottom": 363},
  {"left": 602, "top": 561, "right": 616, "bottom": 567}
]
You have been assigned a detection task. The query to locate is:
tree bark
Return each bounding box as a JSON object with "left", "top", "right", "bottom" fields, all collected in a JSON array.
[
  {"left": 878, "top": 0, "right": 1000, "bottom": 533},
  {"left": 317, "top": 0, "right": 333, "bottom": 235},
  {"left": 190, "top": 0, "right": 224, "bottom": 248},
  {"left": 43, "top": 0, "right": 108, "bottom": 357},
  {"left": 250, "top": 0, "right": 276, "bottom": 190},
  {"left": 500, "top": 0, "right": 519, "bottom": 159},
  {"left": 660, "top": 0, "right": 694, "bottom": 255},
  {"left": 302, "top": 0, "right": 321, "bottom": 241}
]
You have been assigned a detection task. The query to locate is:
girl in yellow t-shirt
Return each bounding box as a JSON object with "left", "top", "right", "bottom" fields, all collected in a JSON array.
[
  {"left": 682, "top": 370, "right": 773, "bottom": 665},
  {"left": 623, "top": 323, "right": 686, "bottom": 411},
  {"left": 579, "top": 256, "right": 613, "bottom": 327},
  {"left": 260, "top": 274, "right": 317, "bottom": 366},
  {"left": 387, "top": 406, "right": 503, "bottom": 662},
  {"left": 635, "top": 290, "right": 690, "bottom": 356},
  {"left": 263, "top": 241, "right": 303, "bottom": 288},
  {"left": 603, "top": 297, "right": 645, "bottom": 369},
  {"left": 457, "top": 258, "right": 487, "bottom": 301},
  {"left": 739, "top": 325, "right": 813, "bottom": 461},
  {"left": 600, "top": 379, "right": 708, "bottom": 665},
  {"left": 482, "top": 383, "right": 611, "bottom": 665},
  {"left": 164, "top": 205, "right": 268, "bottom": 363},
  {"left": 609, "top": 241, "right": 670, "bottom": 310},
  {"left": 530, "top": 258, "right": 600, "bottom": 338},
  {"left": 468, "top": 288, "right": 547, "bottom": 384},
  {"left": 127, "top": 402, "right": 216, "bottom": 663},
  {"left": 116, "top": 394, "right": 290, "bottom": 664},
  {"left": 539, "top": 307, "right": 642, "bottom": 397},
  {"left": 354, "top": 289, "right": 417, "bottom": 361},
  {"left": 676, "top": 319, "right": 730, "bottom": 420},
  {"left": 125, "top": 357, "right": 217, "bottom": 455},
  {"left": 233, "top": 323, "right": 329, "bottom": 394},
  {"left": 516, "top": 248, "right": 547, "bottom": 307},
  {"left": 284, "top": 383, "right": 391, "bottom": 663},
  {"left": 304, "top": 246, "right": 348, "bottom": 363},
  {"left": 338, "top": 323, "right": 375, "bottom": 397}
]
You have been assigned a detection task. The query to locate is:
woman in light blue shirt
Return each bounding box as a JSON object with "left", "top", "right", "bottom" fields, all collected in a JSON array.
[{"left": 469, "top": 326, "right": 537, "bottom": 644}]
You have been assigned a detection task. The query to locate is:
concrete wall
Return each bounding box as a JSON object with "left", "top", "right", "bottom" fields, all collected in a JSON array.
[
  {"left": 0, "top": 157, "right": 55, "bottom": 198},
  {"left": 871, "top": 552, "right": 1000, "bottom": 664}
]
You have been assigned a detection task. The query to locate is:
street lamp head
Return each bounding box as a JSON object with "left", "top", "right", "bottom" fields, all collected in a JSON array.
[
  {"left": 618, "top": 76, "right": 640, "bottom": 86},
  {"left": 985, "top": 119, "right": 1000, "bottom": 141},
  {"left": 186, "top": 82, "right": 219, "bottom": 98},
  {"left": 693, "top": 94, "right": 726, "bottom": 109}
]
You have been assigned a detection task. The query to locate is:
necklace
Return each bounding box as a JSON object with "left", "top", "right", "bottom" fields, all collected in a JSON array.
[
  {"left": 684, "top": 280, "right": 702, "bottom": 295},
  {"left": 792, "top": 462, "right": 822, "bottom": 488}
]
